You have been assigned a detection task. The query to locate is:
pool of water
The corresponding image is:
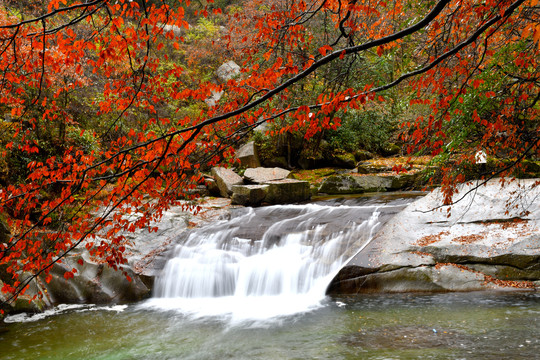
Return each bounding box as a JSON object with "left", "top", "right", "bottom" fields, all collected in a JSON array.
[{"left": 2, "top": 291, "right": 538, "bottom": 360}]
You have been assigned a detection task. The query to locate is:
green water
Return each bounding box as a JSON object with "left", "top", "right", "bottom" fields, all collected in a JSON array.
[{"left": 1, "top": 292, "right": 538, "bottom": 360}]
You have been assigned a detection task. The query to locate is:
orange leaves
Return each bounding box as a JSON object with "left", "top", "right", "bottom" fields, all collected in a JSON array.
[
  {"left": 318, "top": 45, "right": 333, "bottom": 56},
  {"left": 63, "top": 270, "right": 76, "bottom": 280}
]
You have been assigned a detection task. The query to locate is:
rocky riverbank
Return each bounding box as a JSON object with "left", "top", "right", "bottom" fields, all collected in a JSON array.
[{"left": 327, "top": 178, "right": 540, "bottom": 294}]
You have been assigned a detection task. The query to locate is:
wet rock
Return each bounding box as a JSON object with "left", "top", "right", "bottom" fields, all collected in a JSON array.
[
  {"left": 264, "top": 179, "right": 311, "bottom": 204},
  {"left": 328, "top": 178, "right": 540, "bottom": 294},
  {"left": 244, "top": 167, "right": 290, "bottom": 184},
  {"left": 231, "top": 184, "right": 269, "bottom": 206},
  {"left": 236, "top": 141, "right": 261, "bottom": 168},
  {"left": 211, "top": 167, "right": 244, "bottom": 197}
]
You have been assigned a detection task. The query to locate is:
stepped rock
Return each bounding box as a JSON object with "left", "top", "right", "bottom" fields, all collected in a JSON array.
[{"left": 327, "top": 178, "right": 540, "bottom": 294}]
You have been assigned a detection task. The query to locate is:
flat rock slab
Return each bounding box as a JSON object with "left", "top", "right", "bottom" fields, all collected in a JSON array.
[
  {"left": 264, "top": 179, "right": 311, "bottom": 204},
  {"left": 244, "top": 167, "right": 290, "bottom": 184},
  {"left": 327, "top": 178, "right": 540, "bottom": 294},
  {"left": 211, "top": 167, "right": 244, "bottom": 197}
]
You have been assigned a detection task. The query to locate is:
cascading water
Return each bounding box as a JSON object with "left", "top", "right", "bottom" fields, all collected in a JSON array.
[{"left": 143, "top": 196, "right": 411, "bottom": 325}]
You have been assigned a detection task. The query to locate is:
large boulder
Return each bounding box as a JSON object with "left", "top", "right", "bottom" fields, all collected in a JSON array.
[
  {"left": 264, "top": 179, "right": 311, "bottom": 204},
  {"left": 44, "top": 253, "right": 150, "bottom": 304},
  {"left": 211, "top": 167, "right": 244, "bottom": 197},
  {"left": 244, "top": 167, "right": 290, "bottom": 184},
  {"left": 327, "top": 178, "right": 540, "bottom": 294},
  {"left": 236, "top": 141, "right": 261, "bottom": 168},
  {"left": 231, "top": 184, "right": 269, "bottom": 206}
]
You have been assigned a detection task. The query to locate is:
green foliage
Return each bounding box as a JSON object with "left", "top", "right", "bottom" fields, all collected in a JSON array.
[
  {"left": 187, "top": 17, "right": 219, "bottom": 42},
  {"left": 325, "top": 110, "right": 396, "bottom": 153}
]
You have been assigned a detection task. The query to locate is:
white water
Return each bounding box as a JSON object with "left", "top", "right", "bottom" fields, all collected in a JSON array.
[{"left": 143, "top": 201, "right": 404, "bottom": 325}]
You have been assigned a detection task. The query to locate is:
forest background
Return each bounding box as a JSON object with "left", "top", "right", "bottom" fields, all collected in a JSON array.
[{"left": 0, "top": 0, "right": 538, "bottom": 307}]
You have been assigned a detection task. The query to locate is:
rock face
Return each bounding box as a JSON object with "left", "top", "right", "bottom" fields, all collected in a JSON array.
[
  {"left": 264, "top": 179, "right": 311, "bottom": 204},
  {"left": 327, "top": 179, "right": 540, "bottom": 294},
  {"left": 231, "top": 184, "right": 269, "bottom": 206},
  {"left": 44, "top": 253, "right": 151, "bottom": 304},
  {"left": 211, "top": 167, "right": 244, "bottom": 197},
  {"left": 319, "top": 174, "right": 393, "bottom": 194},
  {"left": 244, "top": 167, "right": 290, "bottom": 183},
  {"left": 236, "top": 141, "right": 261, "bottom": 168}
]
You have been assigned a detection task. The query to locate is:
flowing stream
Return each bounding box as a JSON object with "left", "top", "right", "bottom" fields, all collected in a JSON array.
[
  {"left": 1, "top": 194, "right": 539, "bottom": 359},
  {"left": 143, "top": 195, "right": 409, "bottom": 324}
]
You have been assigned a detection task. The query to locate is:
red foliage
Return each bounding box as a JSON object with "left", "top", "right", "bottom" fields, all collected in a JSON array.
[{"left": 0, "top": 0, "right": 538, "bottom": 304}]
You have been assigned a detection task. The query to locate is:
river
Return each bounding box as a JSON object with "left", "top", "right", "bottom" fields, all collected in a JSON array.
[{"left": 1, "top": 195, "right": 539, "bottom": 359}]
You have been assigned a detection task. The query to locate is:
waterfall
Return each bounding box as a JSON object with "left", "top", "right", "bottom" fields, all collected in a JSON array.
[{"left": 143, "top": 199, "right": 408, "bottom": 324}]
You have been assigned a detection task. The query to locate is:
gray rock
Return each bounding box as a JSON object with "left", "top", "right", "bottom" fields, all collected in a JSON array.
[
  {"left": 254, "top": 120, "right": 269, "bottom": 134},
  {"left": 216, "top": 60, "right": 240, "bottom": 82},
  {"left": 388, "top": 173, "right": 420, "bottom": 190},
  {"left": 161, "top": 23, "right": 187, "bottom": 38},
  {"left": 231, "top": 184, "right": 269, "bottom": 206},
  {"left": 318, "top": 175, "right": 361, "bottom": 194},
  {"left": 44, "top": 253, "right": 150, "bottom": 304},
  {"left": 327, "top": 178, "right": 540, "bottom": 294},
  {"left": 204, "top": 90, "right": 223, "bottom": 107},
  {"left": 237, "top": 141, "right": 261, "bottom": 168},
  {"left": 211, "top": 167, "right": 244, "bottom": 197},
  {"left": 318, "top": 175, "right": 392, "bottom": 194},
  {"left": 244, "top": 167, "right": 290, "bottom": 184},
  {"left": 264, "top": 179, "right": 311, "bottom": 204},
  {"left": 355, "top": 175, "right": 393, "bottom": 192}
]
